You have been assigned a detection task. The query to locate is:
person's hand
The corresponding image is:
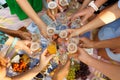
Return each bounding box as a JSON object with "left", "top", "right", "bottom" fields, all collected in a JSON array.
[
  {"left": 39, "top": 26, "right": 49, "bottom": 38},
  {"left": 70, "top": 7, "right": 95, "bottom": 24},
  {"left": 77, "top": 48, "right": 92, "bottom": 62},
  {"left": 0, "top": 54, "right": 10, "bottom": 80},
  {"left": 67, "top": 29, "right": 81, "bottom": 38},
  {"left": 39, "top": 49, "right": 55, "bottom": 69},
  {"left": 15, "top": 40, "right": 31, "bottom": 54},
  {"left": 68, "top": 47, "right": 92, "bottom": 63},
  {"left": 0, "top": 59, "right": 7, "bottom": 80},
  {"left": 17, "top": 30, "right": 32, "bottom": 40},
  {"left": 79, "top": 37, "right": 96, "bottom": 48},
  {"left": 53, "top": 58, "right": 70, "bottom": 80},
  {"left": 47, "top": 10, "right": 56, "bottom": 21}
]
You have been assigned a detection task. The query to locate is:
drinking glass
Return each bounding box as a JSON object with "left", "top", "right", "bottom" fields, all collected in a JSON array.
[
  {"left": 56, "top": 12, "right": 68, "bottom": 25},
  {"left": 59, "top": 53, "right": 68, "bottom": 65},
  {"left": 59, "top": 30, "right": 68, "bottom": 38},
  {"left": 67, "top": 42, "right": 77, "bottom": 54},
  {"left": 47, "top": 41, "right": 57, "bottom": 54},
  {"left": 59, "top": 0, "right": 69, "bottom": 7},
  {"left": 48, "top": 1, "right": 58, "bottom": 16},
  {"left": 30, "top": 42, "right": 42, "bottom": 57},
  {"left": 47, "top": 27, "right": 55, "bottom": 36},
  {"left": 71, "top": 17, "right": 81, "bottom": 29}
]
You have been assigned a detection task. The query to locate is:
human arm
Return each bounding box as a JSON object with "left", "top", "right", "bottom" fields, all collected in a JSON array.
[
  {"left": 0, "top": 27, "right": 18, "bottom": 37},
  {"left": 11, "top": 65, "right": 42, "bottom": 80},
  {"left": 77, "top": 48, "right": 120, "bottom": 80},
  {"left": 94, "top": 0, "right": 108, "bottom": 9},
  {"left": 92, "top": 37, "right": 120, "bottom": 49},
  {"left": 16, "top": 0, "right": 48, "bottom": 38},
  {"left": 69, "top": 2, "right": 120, "bottom": 37},
  {"left": 47, "top": 9, "right": 56, "bottom": 21},
  {"left": 4, "top": 36, "right": 31, "bottom": 54},
  {"left": 79, "top": 37, "right": 120, "bottom": 49},
  {"left": 0, "top": 27, "right": 31, "bottom": 40},
  {"left": 79, "top": 0, "right": 91, "bottom": 10},
  {"left": 71, "top": 0, "right": 108, "bottom": 23},
  {"left": 53, "top": 58, "right": 70, "bottom": 80},
  {"left": 81, "top": 0, "right": 107, "bottom": 10},
  {"left": 11, "top": 49, "right": 54, "bottom": 80}
]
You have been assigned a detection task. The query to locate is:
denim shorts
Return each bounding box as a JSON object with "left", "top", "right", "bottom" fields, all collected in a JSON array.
[{"left": 98, "top": 18, "right": 120, "bottom": 62}]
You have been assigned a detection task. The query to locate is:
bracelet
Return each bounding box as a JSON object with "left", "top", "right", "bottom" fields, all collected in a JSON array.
[
  {"left": 11, "top": 37, "right": 18, "bottom": 48},
  {"left": 88, "top": 1, "right": 98, "bottom": 11},
  {"left": 6, "top": 37, "right": 19, "bottom": 58}
]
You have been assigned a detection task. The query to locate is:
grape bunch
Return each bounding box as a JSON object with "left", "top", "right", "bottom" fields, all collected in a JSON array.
[
  {"left": 67, "top": 62, "right": 80, "bottom": 80},
  {"left": 75, "top": 62, "right": 91, "bottom": 80}
]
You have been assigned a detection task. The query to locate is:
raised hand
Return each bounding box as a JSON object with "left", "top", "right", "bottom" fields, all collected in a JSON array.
[
  {"left": 79, "top": 37, "right": 96, "bottom": 48},
  {"left": 39, "top": 49, "right": 55, "bottom": 69},
  {"left": 70, "top": 7, "right": 94, "bottom": 24},
  {"left": 67, "top": 29, "right": 81, "bottom": 38},
  {"left": 17, "top": 30, "right": 32, "bottom": 40}
]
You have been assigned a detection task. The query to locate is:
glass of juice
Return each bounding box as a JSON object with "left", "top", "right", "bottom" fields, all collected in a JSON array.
[{"left": 47, "top": 41, "right": 57, "bottom": 54}]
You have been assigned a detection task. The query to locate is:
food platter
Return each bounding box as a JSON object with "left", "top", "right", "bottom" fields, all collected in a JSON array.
[{"left": 7, "top": 51, "right": 31, "bottom": 76}]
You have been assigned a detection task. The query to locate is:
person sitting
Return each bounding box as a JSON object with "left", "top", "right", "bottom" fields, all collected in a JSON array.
[{"left": 67, "top": 1, "right": 120, "bottom": 62}]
